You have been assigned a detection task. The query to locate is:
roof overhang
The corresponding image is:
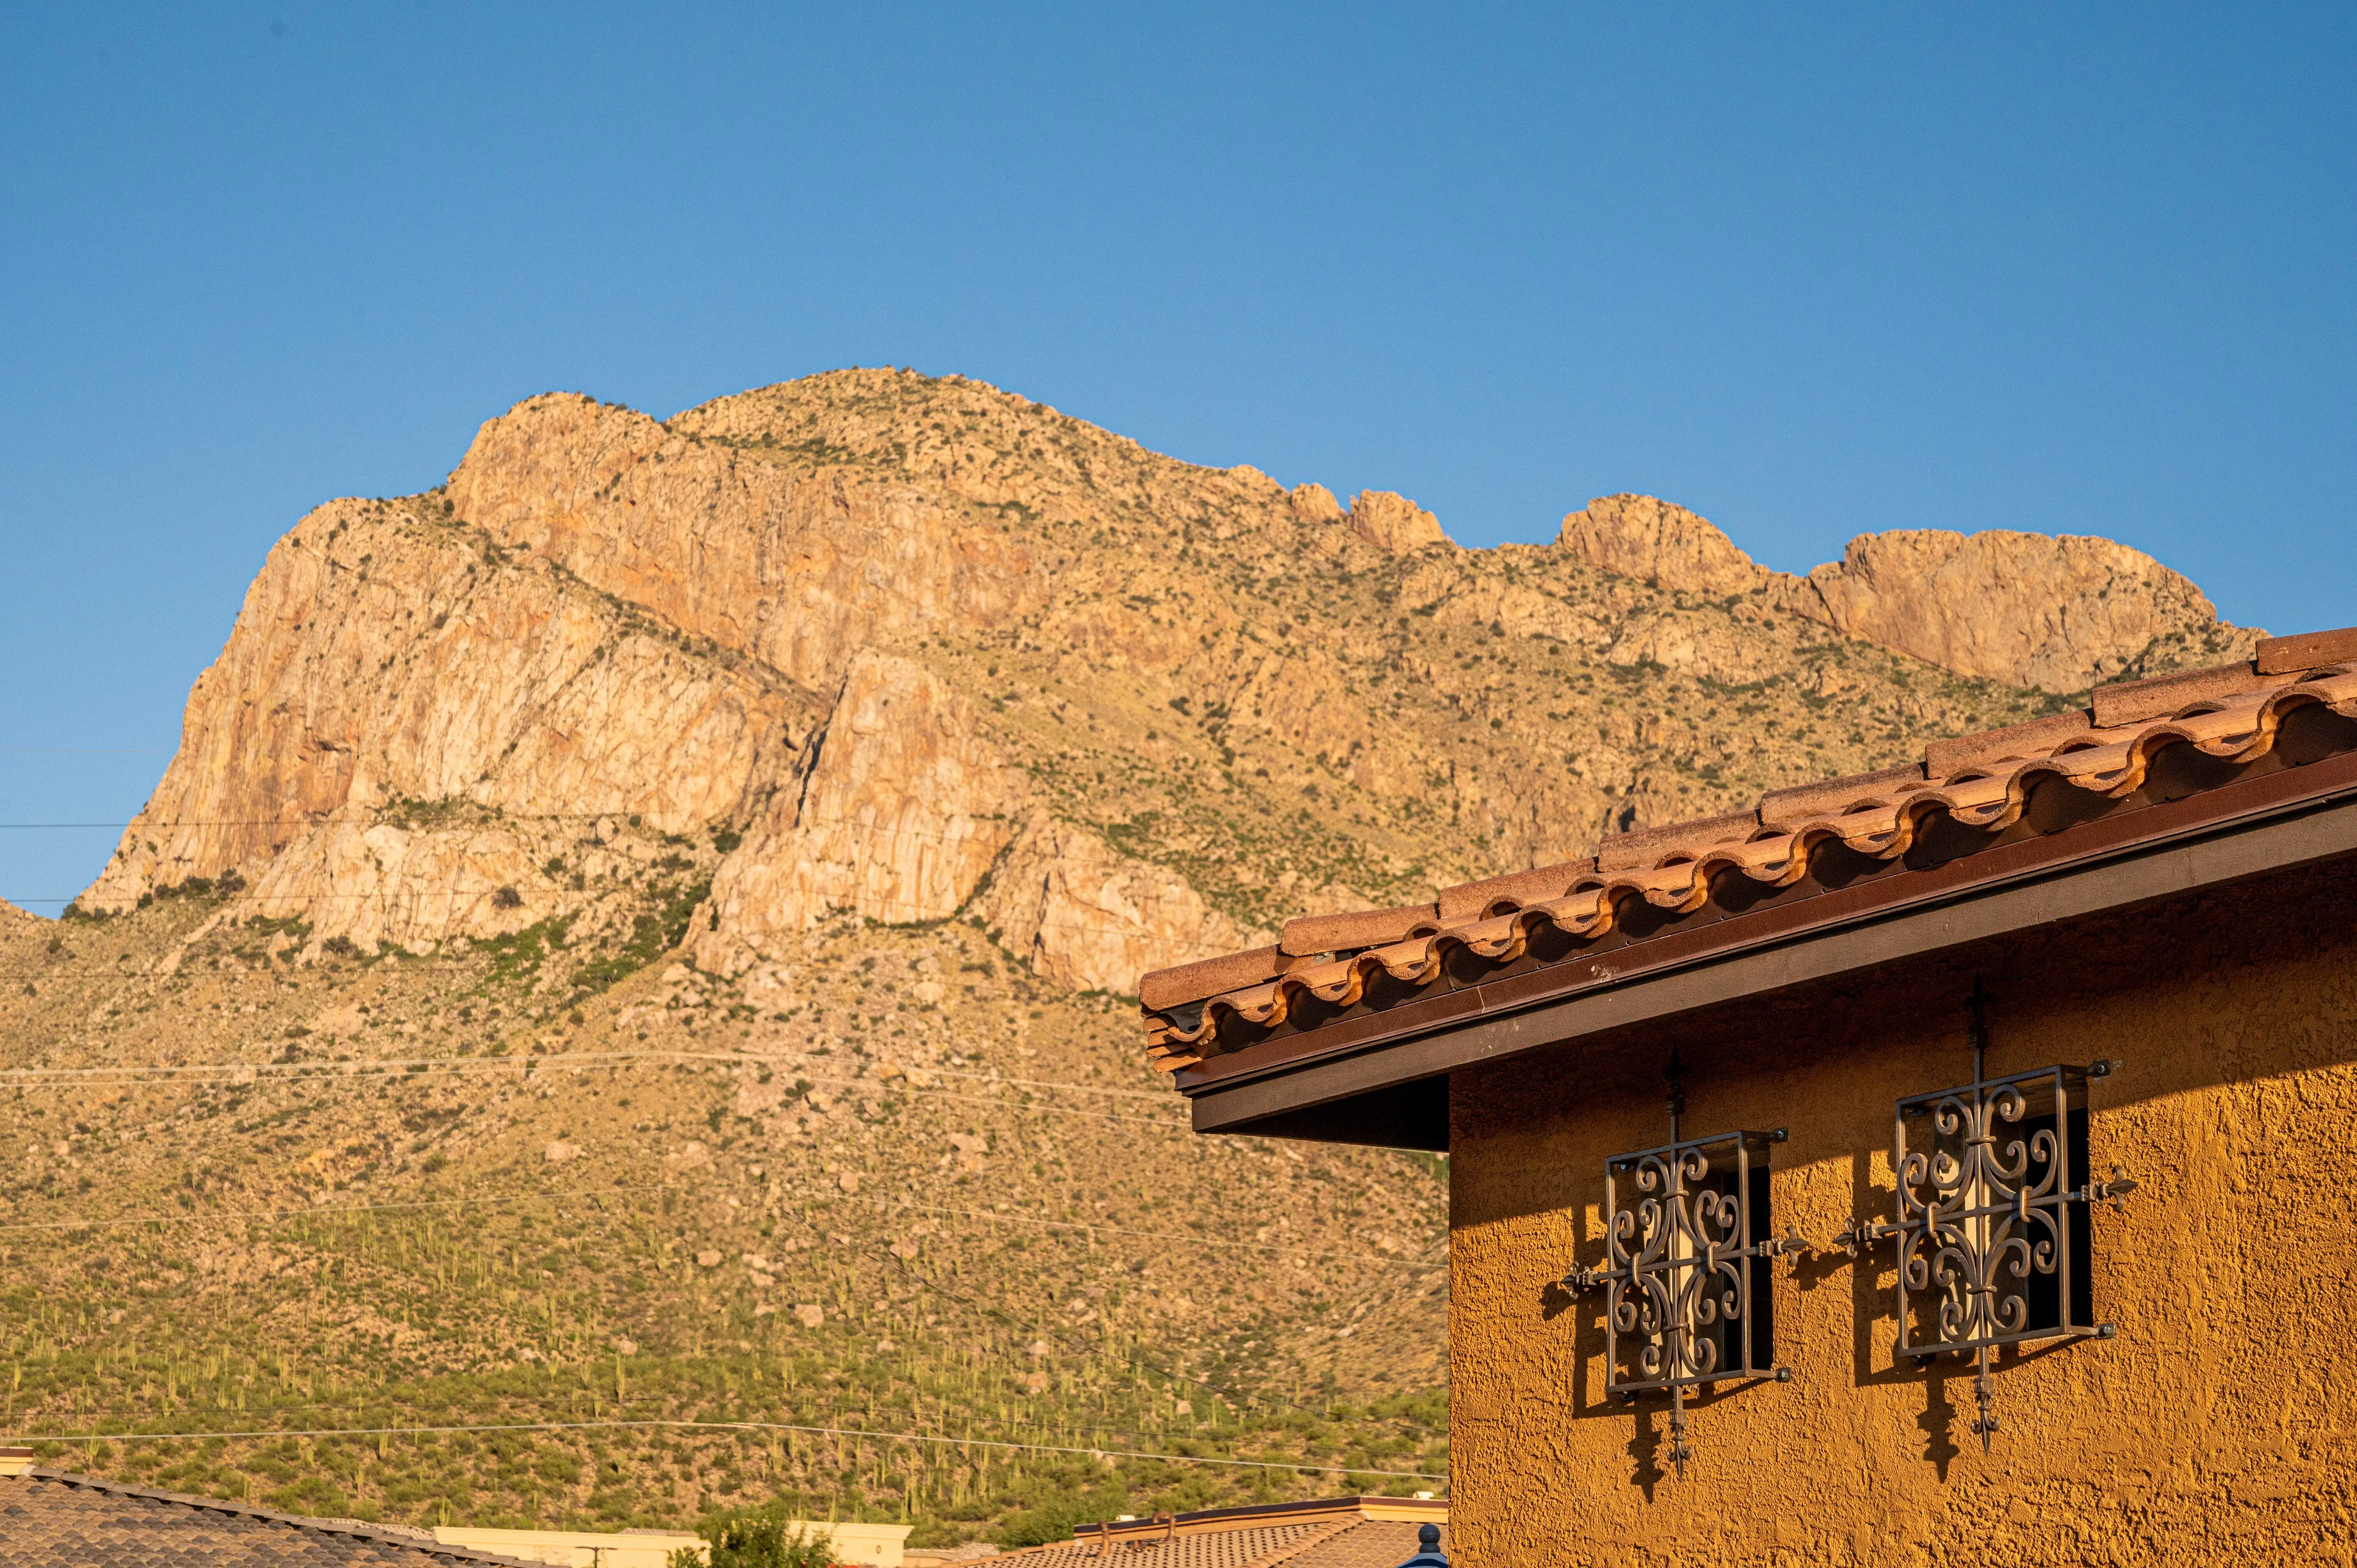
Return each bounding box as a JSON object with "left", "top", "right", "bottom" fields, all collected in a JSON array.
[{"left": 1176, "top": 748, "right": 2357, "bottom": 1149}]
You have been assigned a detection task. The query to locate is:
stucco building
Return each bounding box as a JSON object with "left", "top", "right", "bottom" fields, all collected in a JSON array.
[{"left": 1139, "top": 629, "right": 2357, "bottom": 1564}]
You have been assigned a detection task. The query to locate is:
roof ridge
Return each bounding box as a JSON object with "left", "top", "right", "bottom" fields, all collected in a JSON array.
[{"left": 19, "top": 1468, "right": 542, "bottom": 1566}]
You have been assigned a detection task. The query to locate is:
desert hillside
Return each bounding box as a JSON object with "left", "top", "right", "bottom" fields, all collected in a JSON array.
[{"left": 0, "top": 369, "right": 2250, "bottom": 1544}]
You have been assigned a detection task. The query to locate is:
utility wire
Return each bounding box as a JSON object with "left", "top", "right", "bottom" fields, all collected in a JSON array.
[
  {"left": 870, "top": 1199, "right": 1439, "bottom": 1270},
  {"left": 12, "top": 1417, "right": 1446, "bottom": 1481},
  {"left": 0, "top": 1176, "right": 1433, "bottom": 1270},
  {"left": 0, "top": 1047, "right": 1172, "bottom": 1102},
  {"left": 0, "top": 1058, "right": 1185, "bottom": 1130},
  {"left": 0, "top": 1183, "right": 673, "bottom": 1235}
]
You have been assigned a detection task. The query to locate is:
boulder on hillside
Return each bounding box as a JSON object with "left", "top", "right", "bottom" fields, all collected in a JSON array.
[
  {"left": 1289, "top": 482, "right": 1345, "bottom": 525},
  {"left": 1348, "top": 490, "right": 1451, "bottom": 552},
  {"left": 1556, "top": 494, "right": 1769, "bottom": 599}
]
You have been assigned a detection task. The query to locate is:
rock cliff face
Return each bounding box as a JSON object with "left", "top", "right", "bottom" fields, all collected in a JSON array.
[
  {"left": 1347, "top": 489, "right": 1452, "bottom": 552},
  {"left": 1556, "top": 494, "right": 1770, "bottom": 599},
  {"left": 1555, "top": 493, "right": 2255, "bottom": 692},
  {"left": 83, "top": 369, "right": 2233, "bottom": 992},
  {"left": 1793, "top": 528, "right": 2258, "bottom": 691}
]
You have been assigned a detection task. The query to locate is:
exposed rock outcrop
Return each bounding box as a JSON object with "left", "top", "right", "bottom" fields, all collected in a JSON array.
[
  {"left": 1348, "top": 490, "right": 1451, "bottom": 552},
  {"left": 82, "top": 494, "right": 801, "bottom": 938},
  {"left": 975, "top": 818, "right": 1261, "bottom": 994},
  {"left": 1556, "top": 494, "right": 1770, "bottom": 599},
  {"left": 692, "top": 652, "right": 1263, "bottom": 990},
  {"left": 1557, "top": 492, "right": 2255, "bottom": 691},
  {"left": 1788, "top": 528, "right": 2260, "bottom": 692},
  {"left": 691, "top": 652, "right": 1021, "bottom": 969},
  {"left": 1289, "top": 482, "right": 1345, "bottom": 525},
  {"left": 83, "top": 369, "right": 2244, "bottom": 992}
]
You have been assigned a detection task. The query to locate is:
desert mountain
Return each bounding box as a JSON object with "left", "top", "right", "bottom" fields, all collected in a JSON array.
[
  {"left": 1557, "top": 493, "right": 2255, "bottom": 692},
  {"left": 1, "top": 369, "right": 2248, "bottom": 1542}
]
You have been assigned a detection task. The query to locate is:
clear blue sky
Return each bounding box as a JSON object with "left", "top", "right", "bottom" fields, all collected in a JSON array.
[{"left": 3, "top": 4, "right": 2352, "bottom": 908}]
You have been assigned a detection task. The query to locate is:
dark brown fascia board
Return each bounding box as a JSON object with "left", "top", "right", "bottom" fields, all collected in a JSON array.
[{"left": 1183, "top": 749, "right": 2357, "bottom": 1137}]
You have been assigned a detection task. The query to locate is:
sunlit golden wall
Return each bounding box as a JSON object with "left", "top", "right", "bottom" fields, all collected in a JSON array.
[{"left": 1448, "top": 861, "right": 2356, "bottom": 1567}]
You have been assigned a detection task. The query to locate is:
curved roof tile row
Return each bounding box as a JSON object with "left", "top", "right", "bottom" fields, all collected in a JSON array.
[{"left": 1140, "top": 632, "right": 2357, "bottom": 1072}]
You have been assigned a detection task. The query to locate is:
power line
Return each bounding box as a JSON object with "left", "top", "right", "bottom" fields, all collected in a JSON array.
[
  {"left": 11, "top": 1417, "right": 1447, "bottom": 1481},
  {"left": 0, "top": 1169, "right": 1431, "bottom": 1270},
  {"left": 0, "top": 1046, "right": 1170, "bottom": 1101},
  {"left": 869, "top": 1199, "right": 1442, "bottom": 1270},
  {"left": 0, "top": 1183, "right": 673, "bottom": 1235},
  {"left": 0, "top": 1053, "right": 1186, "bottom": 1129}
]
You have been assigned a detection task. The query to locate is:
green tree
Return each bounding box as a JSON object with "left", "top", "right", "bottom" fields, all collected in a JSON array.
[{"left": 673, "top": 1512, "right": 836, "bottom": 1568}]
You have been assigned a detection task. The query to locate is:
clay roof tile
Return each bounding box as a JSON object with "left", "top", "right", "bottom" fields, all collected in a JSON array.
[
  {"left": 1433, "top": 860, "right": 1598, "bottom": 924},
  {"left": 1922, "top": 709, "right": 2092, "bottom": 779},
  {"left": 1279, "top": 904, "right": 1439, "bottom": 957},
  {"left": 1756, "top": 763, "right": 1928, "bottom": 832},
  {"left": 1138, "top": 945, "right": 1285, "bottom": 1012},
  {"left": 1594, "top": 810, "right": 1758, "bottom": 875},
  {"left": 2256, "top": 624, "right": 2357, "bottom": 675},
  {"left": 2090, "top": 660, "right": 2292, "bottom": 729}
]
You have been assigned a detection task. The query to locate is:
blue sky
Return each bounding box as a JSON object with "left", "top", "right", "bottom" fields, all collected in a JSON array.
[{"left": 2, "top": 4, "right": 2352, "bottom": 907}]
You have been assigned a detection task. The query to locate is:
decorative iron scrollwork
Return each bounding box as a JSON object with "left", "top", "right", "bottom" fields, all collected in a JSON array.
[
  {"left": 1840, "top": 983, "right": 2136, "bottom": 1449},
  {"left": 1563, "top": 1054, "right": 1802, "bottom": 1478}
]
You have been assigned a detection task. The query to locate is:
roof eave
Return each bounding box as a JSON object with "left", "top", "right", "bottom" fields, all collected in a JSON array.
[{"left": 1178, "top": 747, "right": 2357, "bottom": 1148}]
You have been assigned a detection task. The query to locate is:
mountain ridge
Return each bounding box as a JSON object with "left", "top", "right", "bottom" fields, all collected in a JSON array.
[{"left": 0, "top": 366, "right": 2254, "bottom": 1543}]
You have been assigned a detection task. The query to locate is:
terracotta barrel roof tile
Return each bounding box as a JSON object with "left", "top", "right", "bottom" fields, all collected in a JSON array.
[
  {"left": 1433, "top": 861, "right": 1597, "bottom": 923},
  {"left": 2257, "top": 625, "right": 2357, "bottom": 674},
  {"left": 1757, "top": 763, "right": 1928, "bottom": 831},
  {"left": 1279, "top": 903, "right": 1439, "bottom": 957},
  {"left": 1922, "top": 708, "right": 2092, "bottom": 778},
  {"left": 1138, "top": 945, "right": 1285, "bottom": 1011},
  {"left": 2089, "top": 660, "right": 2290, "bottom": 728},
  {"left": 1595, "top": 809, "right": 1758, "bottom": 874}
]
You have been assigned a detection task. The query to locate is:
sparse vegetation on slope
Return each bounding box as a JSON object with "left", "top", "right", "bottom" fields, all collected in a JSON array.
[{"left": 3, "top": 367, "right": 2147, "bottom": 1545}]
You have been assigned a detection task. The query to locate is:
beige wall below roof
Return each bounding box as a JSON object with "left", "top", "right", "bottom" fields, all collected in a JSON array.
[{"left": 433, "top": 1527, "right": 701, "bottom": 1567}]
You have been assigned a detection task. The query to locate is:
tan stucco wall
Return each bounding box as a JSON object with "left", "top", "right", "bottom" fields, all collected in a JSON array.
[{"left": 1447, "top": 860, "right": 2357, "bottom": 1566}]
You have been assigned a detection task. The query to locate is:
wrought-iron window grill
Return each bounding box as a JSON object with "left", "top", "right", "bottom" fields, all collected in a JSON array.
[
  {"left": 1565, "top": 1058, "right": 1801, "bottom": 1478},
  {"left": 1839, "top": 986, "right": 2136, "bottom": 1449}
]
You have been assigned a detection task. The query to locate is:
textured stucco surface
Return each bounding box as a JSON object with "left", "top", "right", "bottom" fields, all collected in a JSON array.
[{"left": 1447, "top": 858, "right": 2357, "bottom": 1566}]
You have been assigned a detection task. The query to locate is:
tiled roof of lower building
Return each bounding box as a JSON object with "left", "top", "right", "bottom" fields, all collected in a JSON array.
[
  {"left": 0, "top": 1467, "right": 535, "bottom": 1568},
  {"left": 993, "top": 1499, "right": 1448, "bottom": 1568},
  {"left": 995, "top": 1520, "right": 1336, "bottom": 1568},
  {"left": 1139, "top": 627, "right": 2357, "bottom": 1072},
  {"left": 998, "top": 1520, "right": 1447, "bottom": 1568}
]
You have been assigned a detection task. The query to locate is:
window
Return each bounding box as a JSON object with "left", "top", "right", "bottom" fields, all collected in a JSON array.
[
  {"left": 1839, "top": 996, "right": 2136, "bottom": 1452},
  {"left": 1891, "top": 1064, "right": 2103, "bottom": 1357},
  {"left": 1567, "top": 1123, "right": 1800, "bottom": 1476}
]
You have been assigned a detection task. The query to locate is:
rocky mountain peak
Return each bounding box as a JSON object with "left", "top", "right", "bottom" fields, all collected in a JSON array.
[
  {"left": 1555, "top": 491, "right": 2255, "bottom": 691},
  {"left": 1796, "top": 527, "right": 2253, "bottom": 692},
  {"left": 1346, "top": 490, "right": 1452, "bottom": 552},
  {"left": 74, "top": 369, "right": 2241, "bottom": 994},
  {"left": 1556, "top": 494, "right": 1768, "bottom": 598}
]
